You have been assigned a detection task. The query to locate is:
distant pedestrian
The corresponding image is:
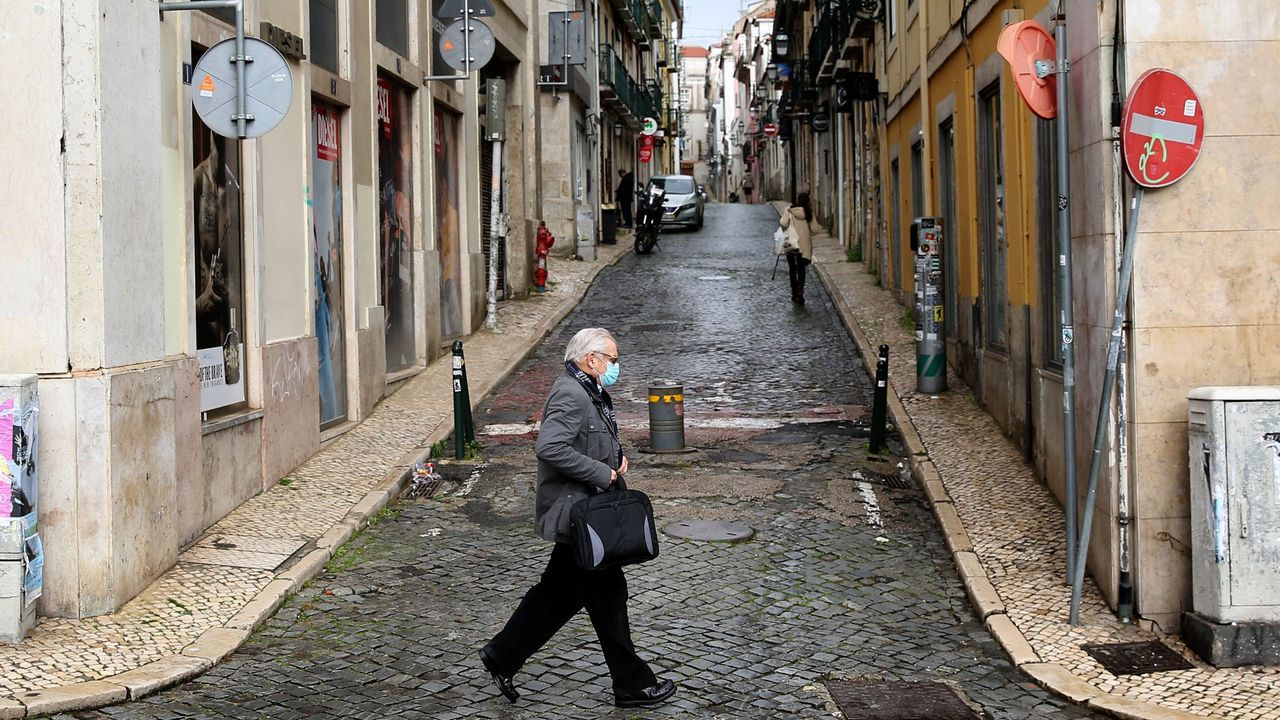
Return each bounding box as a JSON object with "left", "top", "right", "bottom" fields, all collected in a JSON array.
[
  {"left": 780, "top": 192, "right": 820, "bottom": 305},
  {"left": 741, "top": 174, "right": 754, "bottom": 204},
  {"left": 616, "top": 169, "right": 635, "bottom": 228},
  {"left": 480, "top": 328, "right": 676, "bottom": 709}
]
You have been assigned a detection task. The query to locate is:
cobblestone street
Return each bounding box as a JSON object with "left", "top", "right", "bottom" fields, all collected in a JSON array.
[{"left": 68, "top": 204, "right": 1100, "bottom": 719}]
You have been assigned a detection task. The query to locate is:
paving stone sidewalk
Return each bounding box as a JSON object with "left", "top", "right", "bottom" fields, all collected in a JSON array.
[
  {"left": 0, "top": 244, "right": 630, "bottom": 718},
  {"left": 792, "top": 202, "right": 1280, "bottom": 720}
]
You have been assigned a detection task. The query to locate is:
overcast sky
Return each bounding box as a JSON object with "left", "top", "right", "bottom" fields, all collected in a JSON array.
[{"left": 679, "top": 0, "right": 754, "bottom": 48}]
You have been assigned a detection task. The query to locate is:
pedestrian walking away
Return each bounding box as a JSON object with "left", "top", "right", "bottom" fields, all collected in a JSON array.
[
  {"left": 480, "top": 327, "right": 677, "bottom": 709},
  {"left": 741, "top": 174, "right": 754, "bottom": 204},
  {"left": 616, "top": 169, "right": 635, "bottom": 228},
  {"left": 780, "top": 192, "right": 820, "bottom": 305}
]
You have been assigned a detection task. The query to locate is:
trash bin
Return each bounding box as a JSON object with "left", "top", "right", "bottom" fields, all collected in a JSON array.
[{"left": 601, "top": 204, "right": 617, "bottom": 245}]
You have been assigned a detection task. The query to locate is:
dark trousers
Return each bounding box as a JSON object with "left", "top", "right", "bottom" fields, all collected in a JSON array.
[
  {"left": 786, "top": 252, "right": 810, "bottom": 299},
  {"left": 485, "top": 543, "right": 657, "bottom": 692},
  {"left": 619, "top": 198, "right": 633, "bottom": 227}
]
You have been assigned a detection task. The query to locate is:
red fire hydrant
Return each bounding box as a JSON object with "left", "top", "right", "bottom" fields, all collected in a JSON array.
[{"left": 535, "top": 221, "right": 555, "bottom": 292}]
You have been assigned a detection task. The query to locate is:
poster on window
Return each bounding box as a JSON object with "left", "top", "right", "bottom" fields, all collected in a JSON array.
[
  {"left": 377, "top": 76, "right": 416, "bottom": 371},
  {"left": 311, "top": 104, "right": 349, "bottom": 425},
  {"left": 435, "top": 107, "right": 464, "bottom": 339},
  {"left": 192, "top": 103, "right": 246, "bottom": 414}
]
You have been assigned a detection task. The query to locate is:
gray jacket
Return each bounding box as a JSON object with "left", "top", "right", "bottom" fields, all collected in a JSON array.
[{"left": 534, "top": 374, "right": 620, "bottom": 542}]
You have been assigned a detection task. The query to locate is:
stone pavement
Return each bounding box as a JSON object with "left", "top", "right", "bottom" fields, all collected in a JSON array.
[
  {"left": 0, "top": 243, "right": 630, "bottom": 718},
  {"left": 786, "top": 200, "right": 1280, "bottom": 720},
  {"left": 60, "top": 202, "right": 1102, "bottom": 719}
]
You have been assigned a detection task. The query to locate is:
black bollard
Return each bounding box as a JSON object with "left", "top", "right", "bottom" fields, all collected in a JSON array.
[
  {"left": 452, "top": 341, "right": 475, "bottom": 459},
  {"left": 869, "top": 345, "right": 889, "bottom": 455}
]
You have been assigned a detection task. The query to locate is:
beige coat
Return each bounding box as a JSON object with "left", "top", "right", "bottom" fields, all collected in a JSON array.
[{"left": 779, "top": 207, "right": 820, "bottom": 260}]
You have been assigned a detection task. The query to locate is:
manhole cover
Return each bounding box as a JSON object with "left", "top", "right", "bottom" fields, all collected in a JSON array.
[
  {"left": 662, "top": 519, "right": 754, "bottom": 542},
  {"left": 825, "top": 679, "right": 978, "bottom": 720},
  {"left": 1082, "top": 641, "right": 1195, "bottom": 675}
]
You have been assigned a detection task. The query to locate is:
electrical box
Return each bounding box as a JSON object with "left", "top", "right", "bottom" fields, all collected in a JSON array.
[{"left": 1187, "top": 387, "right": 1280, "bottom": 623}]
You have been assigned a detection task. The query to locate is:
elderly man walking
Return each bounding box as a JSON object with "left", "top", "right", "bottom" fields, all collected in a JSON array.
[{"left": 479, "top": 328, "right": 676, "bottom": 709}]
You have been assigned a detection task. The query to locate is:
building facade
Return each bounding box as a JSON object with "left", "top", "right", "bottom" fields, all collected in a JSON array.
[
  {"left": 0, "top": 0, "right": 541, "bottom": 618},
  {"left": 768, "top": 0, "right": 1280, "bottom": 631}
]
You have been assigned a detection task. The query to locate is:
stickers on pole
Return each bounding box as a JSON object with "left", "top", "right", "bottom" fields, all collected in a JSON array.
[
  {"left": 997, "top": 20, "right": 1057, "bottom": 119},
  {"left": 1121, "top": 69, "right": 1205, "bottom": 188},
  {"left": 190, "top": 37, "right": 294, "bottom": 139}
]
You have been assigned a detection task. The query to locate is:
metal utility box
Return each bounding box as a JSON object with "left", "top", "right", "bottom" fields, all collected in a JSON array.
[
  {"left": 1185, "top": 387, "right": 1280, "bottom": 666},
  {"left": 0, "top": 374, "right": 40, "bottom": 644}
]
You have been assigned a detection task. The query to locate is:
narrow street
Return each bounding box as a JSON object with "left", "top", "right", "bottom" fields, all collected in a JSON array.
[{"left": 69, "top": 204, "right": 1099, "bottom": 719}]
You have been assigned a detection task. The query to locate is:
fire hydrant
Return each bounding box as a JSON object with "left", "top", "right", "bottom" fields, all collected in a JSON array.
[{"left": 535, "top": 221, "right": 555, "bottom": 292}]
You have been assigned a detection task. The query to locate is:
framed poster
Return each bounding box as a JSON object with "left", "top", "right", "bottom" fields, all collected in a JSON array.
[
  {"left": 377, "top": 76, "right": 417, "bottom": 371},
  {"left": 311, "top": 103, "right": 349, "bottom": 425}
]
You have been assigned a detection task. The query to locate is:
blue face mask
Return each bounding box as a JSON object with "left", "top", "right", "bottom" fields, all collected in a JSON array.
[{"left": 600, "top": 360, "right": 620, "bottom": 387}]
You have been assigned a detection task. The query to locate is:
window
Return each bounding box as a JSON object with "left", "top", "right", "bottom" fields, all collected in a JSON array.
[
  {"left": 890, "top": 158, "right": 901, "bottom": 289},
  {"left": 377, "top": 0, "right": 409, "bottom": 57},
  {"left": 910, "top": 139, "right": 924, "bottom": 221},
  {"left": 377, "top": 76, "right": 416, "bottom": 368},
  {"left": 1037, "top": 118, "right": 1063, "bottom": 367},
  {"left": 192, "top": 44, "right": 246, "bottom": 417},
  {"left": 888, "top": 0, "right": 898, "bottom": 40},
  {"left": 310, "top": 0, "right": 339, "bottom": 73},
  {"left": 938, "top": 118, "right": 957, "bottom": 339},
  {"left": 978, "top": 84, "right": 1007, "bottom": 350}
]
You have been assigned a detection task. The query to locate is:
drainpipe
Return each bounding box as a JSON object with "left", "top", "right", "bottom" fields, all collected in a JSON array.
[
  {"left": 917, "top": 0, "right": 933, "bottom": 216},
  {"left": 835, "top": 102, "right": 846, "bottom": 246}
]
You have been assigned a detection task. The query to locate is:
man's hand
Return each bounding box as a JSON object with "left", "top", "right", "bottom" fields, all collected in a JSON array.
[{"left": 619, "top": 456, "right": 630, "bottom": 476}]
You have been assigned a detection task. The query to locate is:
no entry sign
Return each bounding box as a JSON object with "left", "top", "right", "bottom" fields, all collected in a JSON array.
[
  {"left": 763, "top": 122, "right": 778, "bottom": 137},
  {"left": 1121, "top": 69, "right": 1205, "bottom": 188}
]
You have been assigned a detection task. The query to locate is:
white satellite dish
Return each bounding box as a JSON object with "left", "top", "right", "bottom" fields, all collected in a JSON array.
[{"left": 191, "top": 37, "right": 294, "bottom": 139}]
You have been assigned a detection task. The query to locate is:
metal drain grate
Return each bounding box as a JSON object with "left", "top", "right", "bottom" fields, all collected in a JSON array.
[
  {"left": 857, "top": 471, "right": 913, "bottom": 490},
  {"left": 1082, "top": 641, "right": 1195, "bottom": 676},
  {"left": 405, "top": 477, "right": 449, "bottom": 499},
  {"left": 825, "top": 679, "right": 978, "bottom": 720}
]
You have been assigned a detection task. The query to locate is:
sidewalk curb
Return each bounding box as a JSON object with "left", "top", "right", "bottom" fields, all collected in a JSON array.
[
  {"left": 16, "top": 248, "right": 631, "bottom": 718},
  {"left": 809, "top": 252, "right": 1225, "bottom": 720}
]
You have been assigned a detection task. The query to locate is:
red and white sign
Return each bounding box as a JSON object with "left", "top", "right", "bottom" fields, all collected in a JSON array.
[
  {"left": 1122, "top": 69, "right": 1205, "bottom": 188},
  {"left": 313, "top": 106, "right": 340, "bottom": 162},
  {"left": 763, "top": 122, "right": 779, "bottom": 137},
  {"left": 639, "top": 134, "right": 654, "bottom": 163},
  {"left": 376, "top": 78, "right": 393, "bottom": 140}
]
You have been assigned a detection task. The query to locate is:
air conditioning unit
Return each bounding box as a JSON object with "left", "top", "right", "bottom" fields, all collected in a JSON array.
[{"left": 1184, "top": 387, "right": 1280, "bottom": 667}]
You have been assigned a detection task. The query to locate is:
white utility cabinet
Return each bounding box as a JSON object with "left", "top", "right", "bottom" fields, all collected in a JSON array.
[{"left": 1187, "top": 387, "right": 1280, "bottom": 623}]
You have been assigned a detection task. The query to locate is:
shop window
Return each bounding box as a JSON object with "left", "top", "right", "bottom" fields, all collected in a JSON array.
[
  {"left": 978, "top": 83, "right": 1007, "bottom": 350},
  {"left": 376, "top": 0, "right": 409, "bottom": 58},
  {"left": 311, "top": 103, "right": 348, "bottom": 425},
  {"left": 310, "top": 0, "right": 339, "bottom": 73},
  {"left": 193, "top": 44, "right": 247, "bottom": 417},
  {"left": 1037, "top": 118, "right": 1063, "bottom": 367},
  {"left": 938, "top": 118, "right": 957, "bottom": 339},
  {"left": 377, "top": 76, "right": 417, "bottom": 369}
]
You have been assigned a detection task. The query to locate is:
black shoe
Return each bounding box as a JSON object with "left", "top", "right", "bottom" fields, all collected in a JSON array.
[
  {"left": 479, "top": 647, "right": 518, "bottom": 703},
  {"left": 615, "top": 679, "right": 677, "bottom": 708}
]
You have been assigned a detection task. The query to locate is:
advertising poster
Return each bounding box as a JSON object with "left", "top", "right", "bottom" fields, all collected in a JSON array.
[
  {"left": 311, "top": 104, "right": 348, "bottom": 425},
  {"left": 377, "top": 76, "right": 416, "bottom": 371},
  {"left": 0, "top": 396, "right": 42, "bottom": 605},
  {"left": 192, "top": 99, "right": 246, "bottom": 413},
  {"left": 435, "top": 107, "right": 464, "bottom": 339}
]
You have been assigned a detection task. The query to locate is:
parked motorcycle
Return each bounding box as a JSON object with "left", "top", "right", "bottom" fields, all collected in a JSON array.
[{"left": 634, "top": 183, "right": 666, "bottom": 254}]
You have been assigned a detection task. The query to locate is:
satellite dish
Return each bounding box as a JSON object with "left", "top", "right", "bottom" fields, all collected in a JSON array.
[
  {"left": 191, "top": 37, "right": 294, "bottom": 139},
  {"left": 997, "top": 20, "right": 1057, "bottom": 119}
]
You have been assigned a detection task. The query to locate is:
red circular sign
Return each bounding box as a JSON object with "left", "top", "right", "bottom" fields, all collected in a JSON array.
[
  {"left": 1121, "top": 69, "right": 1205, "bottom": 188},
  {"left": 638, "top": 146, "right": 653, "bottom": 163},
  {"left": 763, "top": 122, "right": 778, "bottom": 137}
]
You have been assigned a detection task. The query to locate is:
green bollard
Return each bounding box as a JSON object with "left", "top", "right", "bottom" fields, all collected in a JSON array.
[{"left": 451, "top": 341, "right": 474, "bottom": 459}]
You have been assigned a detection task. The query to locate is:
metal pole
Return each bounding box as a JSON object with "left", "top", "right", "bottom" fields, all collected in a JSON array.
[
  {"left": 1070, "top": 187, "right": 1144, "bottom": 625},
  {"left": 233, "top": 0, "right": 246, "bottom": 138},
  {"left": 869, "top": 345, "right": 890, "bottom": 455},
  {"left": 485, "top": 137, "right": 503, "bottom": 330},
  {"left": 1054, "top": 17, "right": 1079, "bottom": 583}
]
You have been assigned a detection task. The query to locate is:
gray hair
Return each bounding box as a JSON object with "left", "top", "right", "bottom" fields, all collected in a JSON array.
[{"left": 564, "top": 328, "right": 615, "bottom": 363}]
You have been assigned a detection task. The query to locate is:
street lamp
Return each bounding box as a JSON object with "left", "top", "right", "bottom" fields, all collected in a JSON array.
[
  {"left": 773, "top": 33, "right": 789, "bottom": 58},
  {"left": 766, "top": 63, "right": 778, "bottom": 82},
  {"left": 614, "top": 121, "right": 624, "bottom": 137}
]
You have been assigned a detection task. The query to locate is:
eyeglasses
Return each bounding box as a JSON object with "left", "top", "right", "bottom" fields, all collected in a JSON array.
[{"left": 595, "top": 351, "right": 619, "bottom": 364}]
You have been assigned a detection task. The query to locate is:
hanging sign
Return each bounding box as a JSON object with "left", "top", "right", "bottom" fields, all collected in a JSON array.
[
  {"left": 641, "top": 117, "right": 659, "bottom": 136},
  {"left": 639, "top": 134, "right": 654, "bottom": 163},
  {"left": 763, "top": 122, "right": 779, "bottom": 137},
  {"left": 1121, "top": 68, "right": 1205, "bottom": 188}
]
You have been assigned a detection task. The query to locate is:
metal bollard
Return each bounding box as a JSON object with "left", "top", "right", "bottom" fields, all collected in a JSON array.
[
  {"left": 869, "top": 345, "right": 889, "bottom": 455},
  {"left": 647, "top": 381, "right": 688, "bottom": 452},
  {"left": 452, "top": 341, "right": 475, "bottom": 459}
]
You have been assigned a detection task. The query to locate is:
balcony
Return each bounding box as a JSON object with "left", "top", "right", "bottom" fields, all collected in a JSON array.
[
  {"left": 600, "top": 44, "right": 653, "bottom": 126},
  {"left": 615, "top": 0, "right": 655, "bottom": 49},
  {"left": 808, "top": 0, "right": 853, "bottom": 82},
  {"left": 646, "top": 0, "right": 664, "bottom": 37}
]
